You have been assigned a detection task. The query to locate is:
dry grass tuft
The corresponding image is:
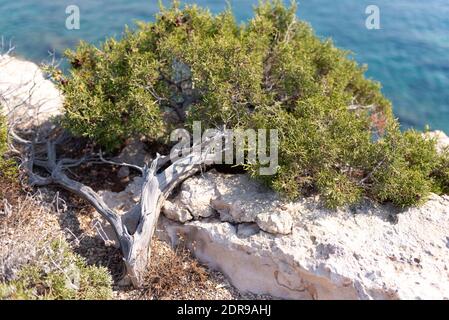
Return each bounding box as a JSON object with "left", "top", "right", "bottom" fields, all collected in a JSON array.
[
  {"left": 139, "top": 239, "right": 210, "bottom": 300},
  {"left": 0, "top": 190, "right": 61, "bottom": 282}
]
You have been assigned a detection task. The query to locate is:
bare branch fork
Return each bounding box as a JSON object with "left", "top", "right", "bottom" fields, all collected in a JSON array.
[{"left": 10, "top": 126, "right": 226, "bottom": 287}]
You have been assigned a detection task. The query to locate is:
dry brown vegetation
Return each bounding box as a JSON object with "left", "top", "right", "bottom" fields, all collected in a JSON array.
[
  {"left": 120, "top": 238, "right": 271, "bottom": 300},
  {"left": 0, "top": 180, "right": 267, "bottom": 299},
  {"left": 0, "top": 189, "right": 61, "bottom": 282},
  {"left": 141, "top": 240, "right": 210, "bottom": 300}
]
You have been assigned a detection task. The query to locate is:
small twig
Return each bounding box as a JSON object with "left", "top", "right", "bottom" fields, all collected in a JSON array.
[
  {"left": 360, "top": 158, "right": 387, "bottom": 185},
  {"left": 97, "top": 150, "right": 144, "bottom": 173}
]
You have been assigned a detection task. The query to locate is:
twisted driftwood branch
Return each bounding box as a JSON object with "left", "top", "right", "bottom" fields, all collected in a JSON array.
[{"left": 10, "top": 125, "right": 225, "bottom": 287}]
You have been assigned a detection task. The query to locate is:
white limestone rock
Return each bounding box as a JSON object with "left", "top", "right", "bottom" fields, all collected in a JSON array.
[
  {"left": 178, "top": 173, "right": 218, "bottom": 219},
  {"left": 162, "top": 200, "right": 193, "bottom": 223},
  {"left": 177, "top": 171, "right": 286, "bottom": 225},
  {"left": 256, "top": 211, "right": 293, "bottom": 235},
  {"left": 0, "top": 55, "right": 62, "bottom": 128},
  {"left": 98, "top": 177, "right": 143, "bottom": 215},
  {"left": 236, "top": 223, "right": 260, "bottom": 238},
  {"left": 158, "top": 171, "right": 449, "bottom": 300},
  {"left": 423, "top": 130, "right": 449, "bottom": 153}
]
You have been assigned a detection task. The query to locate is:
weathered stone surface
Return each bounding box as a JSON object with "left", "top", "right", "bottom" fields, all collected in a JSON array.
[
  {"left": 213, "top": 176, "right": 283, "bottom": 224},
  {"left": 113, "top": 137, "right": 152, "bottom": 167},
  {"left": 162, "top": 200, "right": 193, "bottom": 223},
  {"left": 177, "top": 173, "right": 218, "bottom": 219},
  {"left": 99, "top": 177, "right": 143, "bottom": 215},
  {"left": 0, "top": 55, "right": 62, "bottom": 128},
  {"left": 424, "top": 130, "right": 449, "bottom": 153},
  {"left": 157, "top": 172, "right": 449, "bottom": 300},
  {"left": 179, "top": 171, "right": 287, "bottom": 225},
  {"left": 101, "top": 170, "right": 449, "bottom": 299},
  {"left": 236, "top": 223, "right": 260, "bottom": 238},
  {"left": 256, "top": 211, "right": 293, "bottom": 235}
]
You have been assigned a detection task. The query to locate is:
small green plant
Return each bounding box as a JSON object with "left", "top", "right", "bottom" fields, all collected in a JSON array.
[
  {"left": 0, "top": 113, "right": 17, "bottom": 181},
  {"left": 50, "top": 0, "right": 449, "bottom": 209},
  {"left": 432, "top": 151, "right": 449, "bottom": 195},
  {"left": 0, "top": 239, "right": 113, "bottom": 300}
]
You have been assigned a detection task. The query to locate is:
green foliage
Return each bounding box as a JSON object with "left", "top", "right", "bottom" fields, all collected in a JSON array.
[
  {"left": 50, "top": 35, "right": 165, "bottom": 150},
  {"left": 432, "top": 151, "right": 449, "bottom": 195},
  {"left": 52, "top": 0, "right": 449, "bottom": 208},
  {"left": 0, "top": 114, "right": 6, "bottom": 154},
  {"left": 0, "top": 113, "right": 17, "bottom": 181},
  {"left": 0, "top": 239, "right": 113, "bottom": 300},
  {"left": 369, "top": 128, "right": 439, "bottom": 207},
  {"left": 316, "top": 169, "right": 363, "bottom": 209}
]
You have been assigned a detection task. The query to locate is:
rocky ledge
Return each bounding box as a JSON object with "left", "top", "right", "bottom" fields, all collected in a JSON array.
[
  {"left": 157, "top": 172, "right": 449, "bottom": 300},
  {"left": 99, "top": 166, "right": 449, "bottom": 300},
  {"left": 0, "top": 55, "right": 62, "bottom": 126}
]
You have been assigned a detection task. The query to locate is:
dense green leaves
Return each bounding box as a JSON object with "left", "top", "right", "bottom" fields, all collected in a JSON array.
[
  {"left": 53, "top": 0, "right": 449, "bottom": 209},
  {"left": 0, "top": 114, "right": 7, "bottom": 156},
  {"left": 0, "top": 114, "right": 17, "bottom": 181}
]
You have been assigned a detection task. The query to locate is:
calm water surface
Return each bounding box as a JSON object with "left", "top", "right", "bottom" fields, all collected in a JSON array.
[{"left": 1, "top": 0, "right": 448, "bottom": 131}]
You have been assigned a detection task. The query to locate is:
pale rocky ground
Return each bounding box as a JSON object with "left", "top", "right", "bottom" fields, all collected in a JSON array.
[
  {"left": 3, "top": 55, "right": 449, "bottom": 300},
  {"left": 0, "top": 55, "right": 62, "bottom": 127},
  {"left": 424, "top": 130, "right": 449, "bottom": 153},
  {"left": 103, "top": 169, "right": 449, "bottom": 300}
]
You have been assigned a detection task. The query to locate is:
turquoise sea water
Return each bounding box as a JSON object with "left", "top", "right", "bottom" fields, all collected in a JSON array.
[{"left": 1, "top": 0, "right": 448, "bottom": 131}]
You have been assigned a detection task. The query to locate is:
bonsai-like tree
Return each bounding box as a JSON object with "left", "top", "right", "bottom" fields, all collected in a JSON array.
[{"left": 11, "top": 1, "right": 449, "bottom": 287}]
